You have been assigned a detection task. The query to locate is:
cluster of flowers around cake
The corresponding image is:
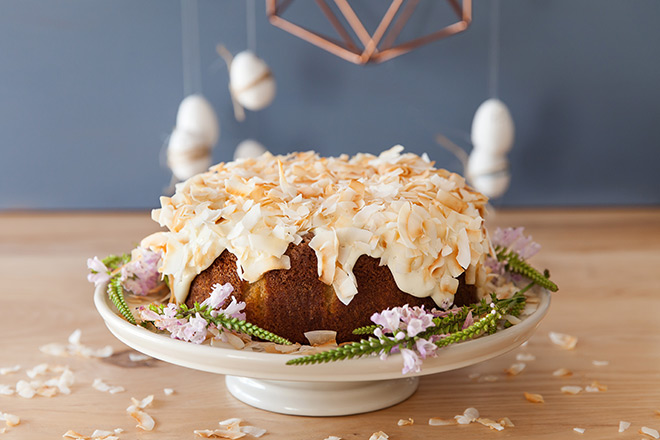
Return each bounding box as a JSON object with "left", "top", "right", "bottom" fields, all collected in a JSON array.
[{"left": 88, "top": 227, "right": 555, "bottom": 375}]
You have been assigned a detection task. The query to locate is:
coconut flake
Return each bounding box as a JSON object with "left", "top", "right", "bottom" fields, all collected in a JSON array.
[
  {"left": 429, "top": 418, "right": 456, "bottom": 426},
  {"left": 553, "top": 368, "right": 573, "bottom": 377},
  {"left": 92, "top": 378, "right": 124, "bottom": 394},
  {"left": 0, "top": 412, "right": 20, "bottom": 427},
  {"left": 128, "top": 353, "right": 151, "bottom": 362},
  {"left": 477, "top": 418, "right": 504, "bottom": 431},
  {"left": 40, "top": 330, "right": 113, "bottom": 359},
  {"left": 16, "top": 380, "right": 36, "bottom": 399},
  {"left": 480, "top": 375, "right": 498, "bottom": 383},
  {"left": 129, "top": 410, "right": 155, "bottom": 431},
  {"left": 0, "top": 366, "right": 20, "bottom": 376},
  {"left": 240, "top": 425, "right": 267, "bottom": 437},
  {"left": 163, "top": 388, "right": 175, "bottom": 396},
  {"left": 561, "top": 386, "right": 582, "bottom": 395},
  {"left": 397, "top": 418, "right": 414, "bottom": 426},
  {"left": 303, "top": 330, "right": 337, "bottom": 346},
  {"left": 573, "top": 427, "right": 585, "bottom": 434},
  {"left": 619, "top": 421, "right": 631, "bottom": 433},
  {"left": 641, "top": 427, "right": 660, "bottom": 439},
  {"left": 323, "top": 437, "right": 342, "bottom": 440},
  {"left": 548, "top": 332, "right": 578, "bottom": 350},
  {"left": 0, "top": 385, "right": 14, "bottom": 396},
  {"left": 524, "top": 392, "right": 544, "bottom": 403},
  {"left": 585, "top": 381, "right": 607, "bottom": 392},
  {"left": 592, "top": 360, "right": 609, "bottom": 366},
  {"left": 516, "top": 353, "right": 536, "bottom": 362},
  {"left": 505, "top": 363, "right": 526, "bottom": 376},
  {"left": 368, "top": 432, "right": 389, "bottom": 440},
  {"left": 498, "top": 417, "right": 515, "bottom": 428}
]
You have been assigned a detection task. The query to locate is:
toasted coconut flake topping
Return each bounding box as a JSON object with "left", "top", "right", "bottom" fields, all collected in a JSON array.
[
  {"left": 368, "top": 432, "right": 389, "bottom": 440},
  {"left": 498, "top": 417, "right": 515, "bottom": 428},
  {"left": 548, "top": 332, "right": 578, "bottom": 350},
  {"left": 505, "top": 363, "right": 526, "bottom": 376},
  {"left": 641, "top": 427, "right": 660, "bottom": 439},
  {"left": 573, "top": 427, "right": 585, "bottom": 434},
  {"left": 144, "top": 146, "right": 490, "bottom": 307},
  {"left": 397, "top": 418, "right": 414, "bottom": 426},
  {"left": 524, "top": 392, "right": 544, "bottom": 403},
  {"left": 304, "top": 330, "right": 337, "bottom": 346},
  {"left": 553, "top": 368, "right": 573, "bottom": 377},
  {"left": 619, "top": 421, "right": 631, "bottom": 433},
  {"left": 126, "top": 395, "right": 156, "bottom": 431},
  {"left": 163, "top": 388, "right": 175, "bottom": 396},
  {"left": 128, "top": 353, "right": 151, "bottom": 362},
  {"left": 561, "top": 386, "right": 582, "bottom": 395}
]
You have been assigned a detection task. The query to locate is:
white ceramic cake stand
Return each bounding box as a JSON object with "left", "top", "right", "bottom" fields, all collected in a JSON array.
[{"left": 94, "top": 284, "right": 550, "bottom": 416}]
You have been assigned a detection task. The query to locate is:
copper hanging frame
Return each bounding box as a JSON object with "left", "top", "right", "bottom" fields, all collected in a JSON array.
[{"left": 266, "top": 0, "right": 472, "bottom": 64}]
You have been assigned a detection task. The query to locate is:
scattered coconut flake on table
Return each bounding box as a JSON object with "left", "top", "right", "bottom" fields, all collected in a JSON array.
[
  {"left": 480, "top": 375, "right": 498, "bottom": 383},
  {"left": 619, "top": 421, "right": 631, "bottom": 433},
  {"left": 641, "top": 427, "right": 660, "bottom": 439},
  {"left": 505, "top": 363, "right": 526, "bottom": 376},
  {"left": 368, "top": 432, "right": 389, "bottom": 440},
  {"left": 553, "top": 368, "right": 573, "bottom": 377},
  {"left": 499, "top": 417, "right": 515, "bottom": 428},
  {"left": 573, "top": 427, "right": 585, "bottom": 434},
  {"left": 323, "top": 437, "right": 342, "bottom": 440},
  {"left": 561, "top": 386, "right": 583, "bottom": 395},
  {"left": 524, "top": 392, "right": 544, "bottom": 403},
  {"left": 429, "top": 418, "right": 456, "bottom": 426},
  {"left": 468, "top": 372, "right": 481, "bottom": 380},
  {"left": 516, "top": 353, "right": 536, "bottom": 362},
  {"left": 0, "top": 366, "right": 20, "bottom": 376},
  {"left": 92, "top": 378, "right": 125, "bottom": 394},
  {"left": 549, "top": 332, "right": 578, "bottom": 350},
  {"left": 126, "top": 395, "right": 155, "bottom": 431},
  {"left": 0, "top": 385, "right": 14, "bottom": 396},
  {"left": 128, "top": 353, "right": 151, "bottom": 362},
  {"left": 240, "top": 425, "right": 267, "bottom": 438},
  {"left": 194, "top": 418, "right": 266, "bottom": 439},
  {"left": 40, "top": 329, "right": 113, "bottom": 359},
  {"left": 585, "top": 381, "right": 607, "bottom": 392},
  {"left": 476, "top": 418, "right": 504, "bottom": 431},
  {"left": 0, "top": 412, "right": 20, "bottom": 427},
  {"left": 163, "top": 388, "right": 174, "bottom": 396},
  {"left": 397, "top": 418, "right": 414, "bottom": 426},
  {"left": 62, "top": 429, "right": 122, "bottom": 439},
  {"left": 455, "top": 407, "right": 480, "bottom": 425},
  {"left": 592, "top": 360, "right": 609, "bottom": 366}
]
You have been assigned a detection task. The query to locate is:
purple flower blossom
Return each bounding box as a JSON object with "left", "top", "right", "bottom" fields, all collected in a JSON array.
[
  {"left": 491, "top": 227, "right": 541, "bottom": 260},
  {"left": 87, "top": 257, "right": 111, "bottom": 287},
  {"left": 400, "top": 348, "right": 423, "bottom": 374},
  {"left": 120, "top": 247, "right": 162, "bottom": 296},
  {"left": 138, "top": 283, "right": 246, "bottom": 345},
  {"left": 462, "top": 310, "right": 474, "bottom": 330}
]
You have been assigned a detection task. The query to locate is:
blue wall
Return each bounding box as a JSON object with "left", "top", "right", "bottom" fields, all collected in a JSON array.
[{"left": 1, "top": 0, "right": 659, "bottom": 210}]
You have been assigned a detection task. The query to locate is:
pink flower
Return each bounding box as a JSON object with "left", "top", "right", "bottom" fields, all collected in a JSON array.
[
  {"left": 87, "top": 257, "right": 111, "bottom": 287},
  {"left": 415, "top": 338, "right": 437, "bottom": 359},
  {"left": 400, "top": 348, "right": 423, "bottom": 374},
  {"left": 120, "top": 247, "right": 162, "bottom": 296},
  {"left": 371, "top": 308, "right": 402, "bottom": 334},
  {"left": 201, "top": 283, "right": 233, "bottom": 309},
  {"left": 491, "top": 227, "right": 541, "bottom": 260},
  {"left": 462, "top": 310, "right": 474, "bottom": 329}
]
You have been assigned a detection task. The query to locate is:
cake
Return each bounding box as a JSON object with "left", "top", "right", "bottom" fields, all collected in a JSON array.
[{"left": 141, "top": 146, "right": 491, "bottom": 344}]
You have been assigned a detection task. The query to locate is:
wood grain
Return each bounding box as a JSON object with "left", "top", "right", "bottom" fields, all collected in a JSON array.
[{"left": 0, "top": 209, "right": 659, "bottom": 439}]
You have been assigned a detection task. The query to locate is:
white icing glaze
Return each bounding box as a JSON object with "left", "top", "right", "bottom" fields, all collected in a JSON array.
[{"left": 141, "top": 146, "right": 490, "bottom": 307}]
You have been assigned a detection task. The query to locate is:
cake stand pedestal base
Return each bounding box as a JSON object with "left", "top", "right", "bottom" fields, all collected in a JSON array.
[{"left": 225, "top": 375, "right": 419, "bottom": 416}]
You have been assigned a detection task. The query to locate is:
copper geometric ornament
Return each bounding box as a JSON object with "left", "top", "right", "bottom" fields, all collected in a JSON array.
[{"left": 266, "top": 0, "right": 472, "bottom": 64}]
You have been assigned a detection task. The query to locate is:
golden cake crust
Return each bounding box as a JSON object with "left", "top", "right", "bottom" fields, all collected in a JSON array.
[{"left": 187, "top": 234, "right": 478, "bottom": 344}]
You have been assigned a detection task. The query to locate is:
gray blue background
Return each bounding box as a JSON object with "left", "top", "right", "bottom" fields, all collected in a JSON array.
[{"left": 1, "top": 0, "right": 659, "bottom": 210}]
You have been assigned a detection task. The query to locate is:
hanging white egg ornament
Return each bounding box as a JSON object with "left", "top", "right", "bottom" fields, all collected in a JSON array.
[
  {"left": 175, "top": 95, "right": 220, "bottom": 146},
  {"left": 167, "top": 129, "right": 212, "bottom": 181},
  {"left": 234, "top": 139, "right": 267, "bottom": 160},
  {"left": 467, "top": 98, "right": 515, "bottom": 198},
  {"left": 470, "top": 98, "right": 515, "bottom": 156},
  {"left": 229, "top": 51, "right": 276, "bottom": 111},
  {"left": 166, "top": 94, "right": 219, "bottom": 182}
]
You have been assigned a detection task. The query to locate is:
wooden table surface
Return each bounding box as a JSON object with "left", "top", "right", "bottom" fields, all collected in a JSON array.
[{"left": 1, "top": 209, "right": 659, "bottom": 439}]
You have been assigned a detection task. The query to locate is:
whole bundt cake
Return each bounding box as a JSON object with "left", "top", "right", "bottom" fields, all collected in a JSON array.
[{"left": 142, "top": 146, "right": 491, "bottom": 344}]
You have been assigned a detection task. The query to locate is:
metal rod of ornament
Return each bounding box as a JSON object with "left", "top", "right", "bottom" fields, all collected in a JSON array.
[{"left": 266, "top": 0, "right": 472, "bottom": 65}]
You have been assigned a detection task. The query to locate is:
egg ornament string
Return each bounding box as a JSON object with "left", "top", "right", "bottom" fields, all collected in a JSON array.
[
  {"left": 165, "top": 0, "right": 220, "bottom": 189},
  {"left": 436, "top": 0, "right": 514, "bottom": 199},
  {"left": 216, "top": 1, "right": 277, "bottom": 123}
]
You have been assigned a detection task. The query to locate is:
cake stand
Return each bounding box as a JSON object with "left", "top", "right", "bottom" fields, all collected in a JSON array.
[{"left": 94, "top": 284, "right": 550, "bottom": 416}]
